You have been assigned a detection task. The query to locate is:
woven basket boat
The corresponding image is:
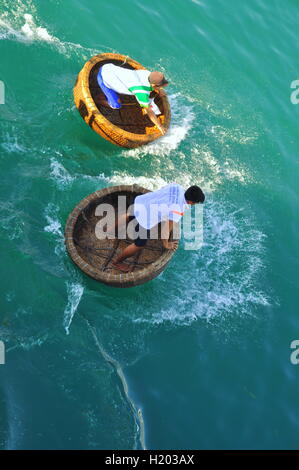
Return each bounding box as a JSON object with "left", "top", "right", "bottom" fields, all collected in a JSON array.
[
  {"left": 65, "top": 185, "right": 177, "bottom": 288},
  {"left": 73, "top": 53, "right": 171, "bottom": 148}
]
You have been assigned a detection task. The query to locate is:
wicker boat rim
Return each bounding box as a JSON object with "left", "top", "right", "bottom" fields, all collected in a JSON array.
[{"left": 78, "top": 53, "right": 170, "bottom": 143}]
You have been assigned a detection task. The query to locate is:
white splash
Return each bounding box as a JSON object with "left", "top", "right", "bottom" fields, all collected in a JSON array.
[
  {"left": 44, "top": 203, "right": 63, "bottom": 236},
  {"left": 44, "top": 203, "right": 64, "bottom": 256},
  {"left": 188, "top": 144, "right": 251, "bottom": 192},
  {"left": 0, "top": 13, "right": 56, "bottom": 43},
  {"left": 0, "top": 8, "right": 112, "bottom": 60},
  {"left": 107, "top": 171, "right": 202, "bottom": 194},
  {"left": 0, "top": 17, "right": 24, "bottom": 41},
  {"left": 133, "top": 199, "right": 269, "bottom": 326},
  {"left": 1, "top": 134, "right": 26, "bottom": 154},
  {"left": 49, "top": 157, "right": 107, "bottom": 190},
  {"left": 63, "top": 282, "right": 84, "bottom": 335},
  {"left": 109, "top": 173, "right": 169, "bottom": 191},
  {"left": 125, "top": 93, "right": 195, "bottom": 158},
  {"left": 21, "top": 13, "right": 54, "bottom": 41},
  {"left": 17, "top": 13, "right": 90, "bottom": 59},
  {"left": 50, "top": 157, "right": 75, "bottom": 189}
]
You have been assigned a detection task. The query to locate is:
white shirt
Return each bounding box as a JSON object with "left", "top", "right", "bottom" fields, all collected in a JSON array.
[
  {"left": 101, "top": 63, "right": 150, "bottom": 94},
  {"left": 101, "top": 63, "right": 161, "bottom": 112},
  {"left": 133, "top": 183, "right": 187, "bottom": 230}
]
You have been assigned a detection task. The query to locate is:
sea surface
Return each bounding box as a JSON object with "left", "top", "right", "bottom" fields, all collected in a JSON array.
[{"left": 0, "top": 0, "right": 299, "bottom": 450}]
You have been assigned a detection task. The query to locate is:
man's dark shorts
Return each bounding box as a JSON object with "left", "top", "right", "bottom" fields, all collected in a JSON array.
[{"left": 127, "top": 215, "right": 150, "bottom": 247}]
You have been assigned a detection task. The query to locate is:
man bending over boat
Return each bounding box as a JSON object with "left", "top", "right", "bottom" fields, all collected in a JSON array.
[
  {"left": 98, "top": 63, "right": 169, "bottom": 135},
  {"left": 112, "top": 183, "right": 205, "bottom": 272}
]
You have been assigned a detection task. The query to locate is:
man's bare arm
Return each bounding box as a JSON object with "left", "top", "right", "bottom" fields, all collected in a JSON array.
[
  {"left": 161, "top": 220, "right": 179, "bottom": 250},
  {"left": 144, "top": 106, "right": 165, "bottom": 135},
  {"left": 154, "top": 87, "right": 166, "bottom": 97}
]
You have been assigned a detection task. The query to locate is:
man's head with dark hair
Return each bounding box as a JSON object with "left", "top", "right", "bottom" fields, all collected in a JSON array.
[{"left": 185, "top": 186, "right": 205, "bottom": 205}]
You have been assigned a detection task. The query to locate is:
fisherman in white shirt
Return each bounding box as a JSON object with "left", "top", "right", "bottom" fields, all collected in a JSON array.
[
  {"left": 98, "top": 64, "right": 169, "bottom": 135},
  {"left": 112, "top": 183, "right": 205, "bottom": 272}
]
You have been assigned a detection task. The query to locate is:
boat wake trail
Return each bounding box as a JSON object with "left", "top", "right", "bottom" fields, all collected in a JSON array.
[
  {"left": 0, "top": 0, "right": 114, "bottom": 60},
  {"left": 63, "top": 282, "right": 84, "bottom": 335},
  {"left": 0, "top": 0, "right": 59, "bottom": 43},
  {"left": 83, "top": 317, "right": 146, "bottom": 450}
]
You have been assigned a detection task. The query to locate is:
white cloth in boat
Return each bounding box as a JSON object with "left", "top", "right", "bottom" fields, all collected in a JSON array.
[
  {"left": 133, "top": 183, "right": 187, "bottom": 230},
  {"left": 101, "top": 63, "right": 161, "bottom": 115}
]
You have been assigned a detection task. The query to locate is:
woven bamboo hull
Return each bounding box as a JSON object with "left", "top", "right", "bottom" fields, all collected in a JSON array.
[
  {"left": 65, "top": 185, "right": 177, "bottom": 288},
  {"left": 73, "top": 53, "right": 171, "bottom": 148}
]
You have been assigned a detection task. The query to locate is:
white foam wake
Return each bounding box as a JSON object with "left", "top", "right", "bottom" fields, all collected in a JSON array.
[
  {"left": 132, "top": 198, "right": 269, "bottom": 326},
  {"left": 44, "top": 202, "right": 65, "bottom": 256},
  {"left": 49, "top": 157, "right": 107, "bottom": 191},
  {"left": 109, "top": 173, "right": 169, "bottom": 191},
  {"left": 0, "top": 12, "right": 56, "bottom": 43},
  {"left": 190, "top": 144, "right": 252, "bottom": 192},
  {"left": 124, "top": 93, "right": 195, "bottom": 158},
  {"left": 108, "top": 172, "right": 197, "bottom": 195},
  {"left": 0, "top": 7, "right": 112, "bottom": 60},
  {"left": 63, "top": 282, "right": 84, "bottom": 335},
  {"left": 21, "top": 13, "right": 53, "bottom": 41},
  {"left": 50, "top": 157, "right": 75, "bottom": 189},
  {"left": 1, "top": 131, "right": 26, "bottom": 154}
]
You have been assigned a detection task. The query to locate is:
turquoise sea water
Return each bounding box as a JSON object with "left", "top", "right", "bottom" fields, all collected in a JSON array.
[{"left": 1, "top": 0, "right": 299, "bottom": 450}]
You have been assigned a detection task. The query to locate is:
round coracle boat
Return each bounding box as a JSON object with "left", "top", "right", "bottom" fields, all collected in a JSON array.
[
  {"left": 65, "top": 185, "right": 177, "bottom": 288},
  {"left": 73, "top": 53, "right": 171, "bottom": 148}
]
